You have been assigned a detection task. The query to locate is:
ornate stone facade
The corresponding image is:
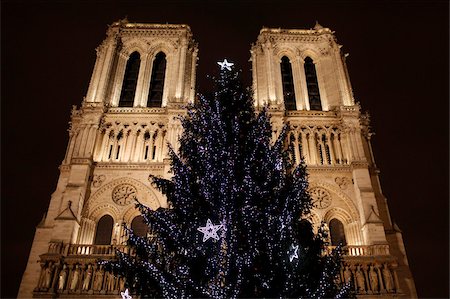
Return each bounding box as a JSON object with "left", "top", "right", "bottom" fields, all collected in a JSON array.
[{"left": 19, "top": 21, "right": 416, "bottom": 298}]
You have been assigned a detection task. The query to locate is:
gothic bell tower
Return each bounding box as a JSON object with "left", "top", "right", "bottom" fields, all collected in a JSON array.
[
  {"left": 18, "top": 20, "right": 198, "bottom": 298},
  {"left": 251, "top": 23, "right": 417, "bottom": 297}
]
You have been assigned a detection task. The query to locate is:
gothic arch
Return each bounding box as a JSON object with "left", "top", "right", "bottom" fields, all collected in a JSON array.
[
  {"left": 89, "top": 204, "right": 120, "bottom": 222},
  {"left": 148, "top": 41, "right": 176, "bottom": 59},
  {"left": 121, "top": 40, "right": 147, "bottom": 57},
  {"left": 299, "top": 48, "right": 322, "bottom": 62},
  {"left": 323, "top": 207, "right": 353, "bottom": 225},
  {"left": 85, "top": 177, "right": 162, "bottom": 218},
  {"left": 274, "top": 46, "right": 297, "bottom": 63},
  {"left": 308, "top": 181, "right": 359, "bottom": 222},
  {"left": 123, "top": 206, "right": 145, "bottom": 224}
]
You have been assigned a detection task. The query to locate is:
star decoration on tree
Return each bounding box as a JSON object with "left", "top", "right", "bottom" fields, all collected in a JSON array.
[
  {"left": 197, "top": 219, "right": 223, "bottom": 242},
  {"left": 217, "top": 58, "right": 234, "bottom": 71},
  {"left": 121, "top": 289, "right": 132, "bottom": 299},
  {"left": 289, "top": 244, "right": 299, "bottom": 262}
]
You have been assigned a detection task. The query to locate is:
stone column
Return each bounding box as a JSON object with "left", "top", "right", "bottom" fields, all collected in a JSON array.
[
  {"left": 94, "top": 36, "right": 119, "bottom": 103},
  {"left": 64, "top": 131, "right": 76, "bottom": 164},
  {"left": 291, "top": 57, "right": 303, "bottom": 110},
  {"left": 293, "top": 132, "right": 301, "bottom": 164},
  {"left": 189, "top": 47, "right": 198, "bottom": 103},
  {"left": 300, "top": 131, "right": 309, "bottom": 164},
  {"left": 307, "top": 132, "right": 317, "bottom": 165},
  {"left": 326, "top": 132, "right": 335, "bottom": 165},
  {"left": 176, "top": 39, "right": 187, "bottom": 100}
]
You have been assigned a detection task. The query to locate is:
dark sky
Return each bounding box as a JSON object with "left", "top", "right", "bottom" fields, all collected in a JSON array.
[{"left": 2, "top": 1, "right": 448, "bottom": 298}]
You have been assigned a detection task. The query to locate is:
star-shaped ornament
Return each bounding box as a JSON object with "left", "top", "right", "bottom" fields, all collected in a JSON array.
[
  {"left": 217, "top": 59, "right": 234, "bottom": 71},
  {"left": 121, "top": 289, "right": 132, "bottom": 299},
  {"left": 289, "top": 244, "right": 299, "bottom": 262},
  {"left": 197, "top": 219, "right": 223, "bottom": 242}
]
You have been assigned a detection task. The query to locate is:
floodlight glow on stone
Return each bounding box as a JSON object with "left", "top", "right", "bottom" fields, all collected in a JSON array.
[
  {"left": 217, "top": 59, "right": 234, "bottom": 71},
  {"left": 197, "top": 219, "right": 223, "bottom": 242},
  {"left": 121, "top": 289, "right": 132, "bottom": 299}
]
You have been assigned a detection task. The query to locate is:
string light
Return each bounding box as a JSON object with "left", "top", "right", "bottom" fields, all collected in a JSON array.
[{"left": 101, "top": 60, "right": 354, "bottom": 299}]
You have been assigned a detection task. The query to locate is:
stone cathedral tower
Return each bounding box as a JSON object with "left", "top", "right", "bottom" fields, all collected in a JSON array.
[{"left": 19, "top": 21, "right": 416, "bottom": 298}]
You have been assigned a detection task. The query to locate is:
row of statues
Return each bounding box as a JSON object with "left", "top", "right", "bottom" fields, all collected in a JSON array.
[
  {"left": 36, "top": 262, "right": 126, "bottom": 293},
  {"left": 37, "top": 260, "right": 397, "bottom": 295},
  {"left": 340, "top": 263, "right": 396, "bottom": 294}
]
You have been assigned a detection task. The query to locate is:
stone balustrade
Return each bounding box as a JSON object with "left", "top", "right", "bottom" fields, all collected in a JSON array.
[
  {"left": 33, "top": 242, "right": 401, "bottom": 297},
  {"left": 326, "top": 244, "right": 390, "bottom": 256}
]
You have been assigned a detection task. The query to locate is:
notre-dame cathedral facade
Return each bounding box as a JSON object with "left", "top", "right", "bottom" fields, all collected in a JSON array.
[{"left": 19, "top": 20, "right": 417, "bottom": 298}]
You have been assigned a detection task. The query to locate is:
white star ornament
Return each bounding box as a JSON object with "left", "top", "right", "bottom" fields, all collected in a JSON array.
[
  {"left": 289, "top": 244, "right": 299, "bottom": 262},
  {"left": 121, "top": 288, "right": 132, "bottom": 299},
  {"left": 217, "top": 59, "right": 234, "bottom": 71},
  {"left": 197, "top": 219, "right": 223, "bottom": 242}
]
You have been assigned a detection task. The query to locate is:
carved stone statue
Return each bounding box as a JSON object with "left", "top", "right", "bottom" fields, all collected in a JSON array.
[
  {"left": 119, "top": 275, "right": 125, "bottom": 291},
  {"left": 369, "top": 265, "right": 379, "bottom": 293},
  {"left": 82, "top": 264, "right": 93, "bottom": 291},
  {"left": 355, "top": 266, "right": 366, "bottom": 293},
  {"left": 70, "top": 264, "right": 81, "bottom": 291},
  {"left": 382, "top": 264, "right": 394, "bottom": 292},
  {"left": 43, "top": 261, "right": 54, "bottom": 288},
  {"left": 106, "top": 271, "right": 115, "bottom": 291},
  {"left": 93, "top": 265, "right": 105, "bottom": 291},
  {"left": 343, "top": 266, "right": 352, "bottom": 284},
  {"left": 58, "top": 264, "right": 68, "bottom": 291}
]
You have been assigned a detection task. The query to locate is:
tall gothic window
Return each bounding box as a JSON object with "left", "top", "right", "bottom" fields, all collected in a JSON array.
[
  {"left": 329, "top": 218, "right": 347, "bottom": 246},
  {"left": 131, "top": 215, "right": 148, "bottom": 238},
  {"left": 119, "top": 52, "right": 141, "bottom": 107},
  {"left": 94, "top": 215, "right": 114, "bottom": 245},
  {"left": 147, "top": 52, "right": 167, "bottom": 107},
  {"left": 304, "top": 57, "right": 322, "bottom": 111},
  {"left": 280, "top": 56, "right": 296, "bottom": 110}
]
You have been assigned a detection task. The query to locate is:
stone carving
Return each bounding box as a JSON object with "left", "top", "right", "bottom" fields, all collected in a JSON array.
[
  {"left": 82, "top": 264, "right": 93, "bottom": 291},
  {"left": 343, "top": 266, "right": 352, "bottom": 284},
  {"left": 382, "top": 264, "right": 394, "bottom": 292},
  {"left": 335, "top": 177, "right": 351, "bottom": 190},
  {"left": 70, "top": 264, "right": 81, "bottom": 291},
  {"left": 310, "top": 187, "right": 332, "bottom": 209},
  {"left": 43, "top": 261, "right": 54, "bottom": 288},
  {"left": 355, "top": 266, "right": 366, "bottom": 293},
  {"left": 92, "top": 175, "right": 106, "bottom": 188},
  {"left": 112, "top": 183, "right": 137, "bottom": 205},
  {"left": 369, "top": 265, "right": 379, "bottom": 293},
  {"left": 93, "top": 265, "right": 105, "bottom": 291},
  {"left": 58, "top": 264, "right": 68, "bottom": 291},
  {"left": 106, "top": 271, "right": 116, "bottom": 291},
  {"left": 119, "top": 275, "right": 126, "bottom": 291}
]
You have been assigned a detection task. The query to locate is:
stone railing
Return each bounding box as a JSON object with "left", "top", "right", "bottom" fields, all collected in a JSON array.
[
  {"left": 326, "top": 244, "right": 390, "bottom": 256},
  {"left": 33, "top": 242, "right": 400, "bottom": 297}
]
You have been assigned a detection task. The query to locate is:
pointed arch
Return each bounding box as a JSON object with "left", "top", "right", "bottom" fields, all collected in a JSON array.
[
  {"left": 280, "top": 56, "right": 296, "bottom": 110},
  {"left": 93, "top": 214, "right": 114, "bottom": 245},
  {"left": 131, "top": 215, "right": 149, "bottom": 237},
  {"left": 118, "top": 51, "right": 141, "bottom": 107},
  {"left": 304, "top": 56, "right": 322, "bottom": 111},
  {"left": 147, "top": 52, "right": 167, "bottom": 107},
  {"left": 329, "top": 218, "right": 347, "bottom": 246}
]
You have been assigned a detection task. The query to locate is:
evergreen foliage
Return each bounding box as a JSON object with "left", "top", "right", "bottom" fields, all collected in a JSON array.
[{"left": 103, "top": 63, "right": 353, "bottom": 298}]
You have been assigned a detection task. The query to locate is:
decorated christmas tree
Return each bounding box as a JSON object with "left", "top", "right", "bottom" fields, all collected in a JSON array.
[{"left": 105, "top": 60, "right": 353, "bottom": 298}]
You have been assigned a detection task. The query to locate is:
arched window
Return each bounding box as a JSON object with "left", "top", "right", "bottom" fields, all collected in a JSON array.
[
  {"left": 147, "top": 52, "right": 167, "bottom": 107},
  {"left": 304, "top": 57, "right": 322, "bottom": 111},
  {"left": 94, "top": 215, "right": 114, "bottom": 245},
  {"left": 119, "top": 52, "right": 141, "bottom": 107},
  {"left": 280, "top": 56, "right": 296, "bottom": 110},
  {"left": 131, "top": 215, "right": 148, "bottom": 238},
  {"left": 329, "top": 218, "right": 347, "bottom": 246}
]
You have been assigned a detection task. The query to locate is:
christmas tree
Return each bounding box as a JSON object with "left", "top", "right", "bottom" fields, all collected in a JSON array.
[{"left": 104, "top": 60, "right": 353, "bottom": 298}]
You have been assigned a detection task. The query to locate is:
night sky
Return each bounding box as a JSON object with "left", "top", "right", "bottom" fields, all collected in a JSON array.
[{"left": 2, "top": 1, "right": 448, "bottom": 298}]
